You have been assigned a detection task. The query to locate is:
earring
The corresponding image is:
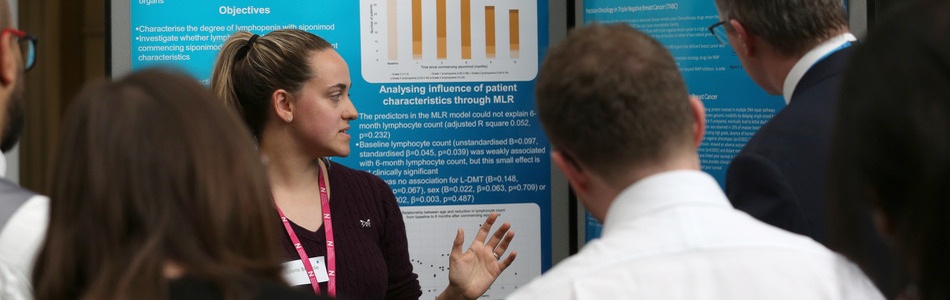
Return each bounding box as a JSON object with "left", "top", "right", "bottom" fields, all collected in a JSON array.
[{"left": 286, "top": 117, "right": 292, "bottom": 122}]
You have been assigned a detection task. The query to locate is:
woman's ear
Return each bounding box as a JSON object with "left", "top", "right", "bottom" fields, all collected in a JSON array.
[{"left": 272, "top": 89, "right": 294, "bottom": 123}]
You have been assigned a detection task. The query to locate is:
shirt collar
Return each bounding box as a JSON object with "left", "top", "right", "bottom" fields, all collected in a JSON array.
[
  {"left": 601, "top": 170, "right": 730, "bottom": 235},
  {"left": 782, "top": 33, "right": 857, "bottom": 105}
]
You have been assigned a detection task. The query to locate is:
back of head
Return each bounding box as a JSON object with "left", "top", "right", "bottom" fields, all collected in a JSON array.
[
  {"left": 35, "top": 69, "right": 284, "bottom": 300},
  {"left": 714, "top": 0, "right": 847, "bottom": 56},
  {"left": 211, "top": 29, "right": 334, "bottom": 140},
  {"left": 830, "top": 1, "right": 950, "bottom": 299},
  {"left": 536, "top": 23, "right": 693, "bottom": 182}
]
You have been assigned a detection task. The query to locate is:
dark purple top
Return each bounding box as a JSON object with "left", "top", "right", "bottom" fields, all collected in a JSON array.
[
  {"left": 169, "top": 276, "right": 330, "bottom": 300},
  {"left": 278, "top": 160, "right": 421, "bottom": 300}
]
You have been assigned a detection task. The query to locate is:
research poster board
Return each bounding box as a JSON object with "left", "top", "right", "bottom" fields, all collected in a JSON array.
[
  {"left": 581, "top": 0, "right": 785, "bottom": 241},
  {"left": 122, "top": 1, "right": 550, "bottom": 298}
]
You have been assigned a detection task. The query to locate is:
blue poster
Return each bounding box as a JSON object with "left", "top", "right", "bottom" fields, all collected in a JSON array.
[
  {"left": 130, "top": 1, "right": 549, "bottom": 298},
  {"left": 582, "top": 0, "right": 785, "bottom": 241}
]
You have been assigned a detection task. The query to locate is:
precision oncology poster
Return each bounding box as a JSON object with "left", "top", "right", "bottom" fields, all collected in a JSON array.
[
  {"left": 581, "top": 0, "right": 785, "bottom": 241},
  {"left": 130, "top": 1, "right": 550, "bottom": 298}
]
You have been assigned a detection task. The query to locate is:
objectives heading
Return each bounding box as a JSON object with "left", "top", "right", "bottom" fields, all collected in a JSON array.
[{"left": 220, "top": 6, "right": 271, "bottom": 16}]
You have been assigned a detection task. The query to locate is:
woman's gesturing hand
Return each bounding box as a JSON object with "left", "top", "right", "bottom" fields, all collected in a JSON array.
[{"left": 437, "top": 212, "right": 517, "bottom": 300}]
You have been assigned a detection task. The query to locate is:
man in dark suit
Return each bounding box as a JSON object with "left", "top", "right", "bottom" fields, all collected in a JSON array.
[
  {"left": 712, "top": 0, "right": 853, "bottom": 243},
  {"left": 711, "top": 0, "right": 897, "bottom": 296}
]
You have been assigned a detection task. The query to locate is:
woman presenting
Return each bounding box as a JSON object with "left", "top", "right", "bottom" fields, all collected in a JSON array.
[{"left": 211, "top": 29, "right": 516, "bottom": 300}]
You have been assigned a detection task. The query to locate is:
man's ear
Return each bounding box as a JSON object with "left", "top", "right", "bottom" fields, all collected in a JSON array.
[
  {"left": 729, "top": 19, "right": 756, "bottom": 57},
  {"left": 272, "top": 89, "right": 294, "bottom": 123},
  {"left": 0, "top": 32, "right": 17, "bottom": 86},
  {"left": 552, "top": 150, "right": 590, "bottom": 195},
  {"left": 689, "top": 96, "right": 706, "bottom": 148}
]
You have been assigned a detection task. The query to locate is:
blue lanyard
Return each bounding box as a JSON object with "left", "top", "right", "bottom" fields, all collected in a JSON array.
[{"left": 815, "top": 41, "right": 853, "bottom": 65}]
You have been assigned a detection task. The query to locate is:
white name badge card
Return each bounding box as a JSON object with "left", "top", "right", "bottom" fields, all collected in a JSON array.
[{"left": 281, "top": 256, "right": 330, "bottom": 286}]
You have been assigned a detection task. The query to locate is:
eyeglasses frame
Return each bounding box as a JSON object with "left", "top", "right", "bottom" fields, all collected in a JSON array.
[
  {"left": 707, "top": 21, "right": 730, "bottom": 46},
  {"left": 1, "top": 28, "right": 38, "bottom": 71}
]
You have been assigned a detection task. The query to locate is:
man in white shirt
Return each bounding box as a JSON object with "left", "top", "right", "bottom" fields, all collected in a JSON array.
[
  {"left": 710, "top": 0, "right": 895, "bottom": 295},
  {"left": 507, "top": 23, "right": 883, "bottom": 300},
  {"left": 0, "top": 153, "right": 48, "bottom": 290},
  {"left": 0, "top": 0, "right": 47, "bottom": 298}
]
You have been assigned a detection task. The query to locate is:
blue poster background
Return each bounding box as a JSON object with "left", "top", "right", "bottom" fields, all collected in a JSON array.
[
  {"left": 129, "top": 0, "right": 553, "bottom": 287},
  {"left": 582, "top": 0, "right": 785, "bottom": 242}
]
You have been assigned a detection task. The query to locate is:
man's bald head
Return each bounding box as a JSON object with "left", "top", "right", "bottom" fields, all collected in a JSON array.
[{"left": 0, "top": 0, "right": 25, "bottom": 152}]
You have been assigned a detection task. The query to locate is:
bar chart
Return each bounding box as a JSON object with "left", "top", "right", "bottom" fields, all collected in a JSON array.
[{"left": 360, "top": 0, "right": 538, "bottom": 83}]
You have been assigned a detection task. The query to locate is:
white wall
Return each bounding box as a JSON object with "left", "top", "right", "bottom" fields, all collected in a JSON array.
[{"left": 849, "top": 0, "right": 868, "bottom": 38}]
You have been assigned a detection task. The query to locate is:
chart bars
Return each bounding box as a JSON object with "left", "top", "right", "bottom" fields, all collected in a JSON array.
[
  {"left": 387, "top": 0, "right": 398, "bottom": 60},
  {"left": 360, "top": 0, "right": 538, "bottom": 82},
  {"left": 412, "top": 0, "right": 422, "bottom": 59},
  {"left": 396, "top": 1, "right": 522, "bottom": 60},
  {"left": 509, "top": 9, "right": 519, "bottom": 59},
  {"left": 485, "top": 6, "right": 496, "bottom": 59},
  {"left": 437, "top": 0, "right": 447, "bottom": 59},
  {"left": 461, "top": 0, "right": 471, "bottom": 59}
]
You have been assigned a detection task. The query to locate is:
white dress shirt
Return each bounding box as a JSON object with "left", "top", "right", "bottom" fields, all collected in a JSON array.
[
  {"left": 0, "top": 261, "right": 29, "bottom": 300},
  {"left": 0, "top": 152, "right": 49, "bottom": 299},
  {"left": 508, "top": 170, "right": 883, "bottom": 300},
  {"left": 782, "top": 33, "right": 858, "bottom": 104}
]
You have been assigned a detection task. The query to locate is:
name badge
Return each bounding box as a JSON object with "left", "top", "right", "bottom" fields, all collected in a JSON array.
[{"left": 281, "top": 256, "right": 330, "bottom": 286}]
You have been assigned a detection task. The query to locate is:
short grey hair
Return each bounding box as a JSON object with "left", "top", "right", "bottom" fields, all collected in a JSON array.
[{"left": 715, "top": 0, "right": 848, "bottom": 56}]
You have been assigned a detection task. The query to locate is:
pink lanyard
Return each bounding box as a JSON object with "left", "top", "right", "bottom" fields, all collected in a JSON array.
[{"left": 277, "top": 163, "right": 336, "bottom": 297}]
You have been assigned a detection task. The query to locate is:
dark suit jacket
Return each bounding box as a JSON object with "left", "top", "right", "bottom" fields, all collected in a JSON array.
[
  {"left": 726, "top": 45, "right": 855, "bottom": 243},
  {"left": 725, "top": 45, "right": 899, "bottom": 297}
]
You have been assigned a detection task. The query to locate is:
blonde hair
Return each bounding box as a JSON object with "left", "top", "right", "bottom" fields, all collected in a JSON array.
[{"left": 211, "top": 29, "right": 334, "bottom": 139}]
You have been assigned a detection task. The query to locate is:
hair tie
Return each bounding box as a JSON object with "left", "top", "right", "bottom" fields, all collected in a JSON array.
[
  {"left": 246, "top": 34, "right": 260, "bottom": 48},
  {"left": 235, "top": 34, "right": 260, "bottom": 61}
]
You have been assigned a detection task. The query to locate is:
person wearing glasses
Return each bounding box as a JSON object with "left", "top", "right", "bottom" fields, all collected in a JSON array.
[
  {"left": 708, "top": 0, "right": 898, "bottom": 295},
  {"left": 507, "top": 23, "right": 882, "bottom": 300},
  {"left": 709, "top": 0, "right": 851, "bottom": 243},
  {"left": 0, "top": 0, "right": 40, "bottom": 298}
]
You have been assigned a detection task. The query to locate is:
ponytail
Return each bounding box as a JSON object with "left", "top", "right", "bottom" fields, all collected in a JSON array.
[
  {"left": 211, "top": 31, "right": 254, "bottom": 122},
  {"left": 210, "top": 29, "right": 334, "bottom": 140}
]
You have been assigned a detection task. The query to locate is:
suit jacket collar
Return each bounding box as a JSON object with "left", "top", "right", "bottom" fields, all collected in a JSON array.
[
  {"left": 789, "top": 44, "right": 857, "bottom": 105},
  {"left": 783, "top": 33, "right": 857, "bottom": 104}
]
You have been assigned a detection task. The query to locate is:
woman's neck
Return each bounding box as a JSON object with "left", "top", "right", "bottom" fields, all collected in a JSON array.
[
  {"left": 258, "top": 124, "right": 333, "bottom": 231},
  {"left": 263, "top": 149, "right": 323, "bottom": 191},
  {"left": 258, "top": 127, "right": 324, "bottom": 190}
]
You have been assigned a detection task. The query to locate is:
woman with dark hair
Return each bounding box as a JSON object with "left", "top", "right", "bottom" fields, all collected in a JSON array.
[
  {"left": 32, "top": 69, "right": 329, "bottom": 300},
  {"left": 829, "top": 1, "right": 950, "bottom": 299},
  {"left": 210, "top": 29, "right": 516, "bottom": 300}
]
